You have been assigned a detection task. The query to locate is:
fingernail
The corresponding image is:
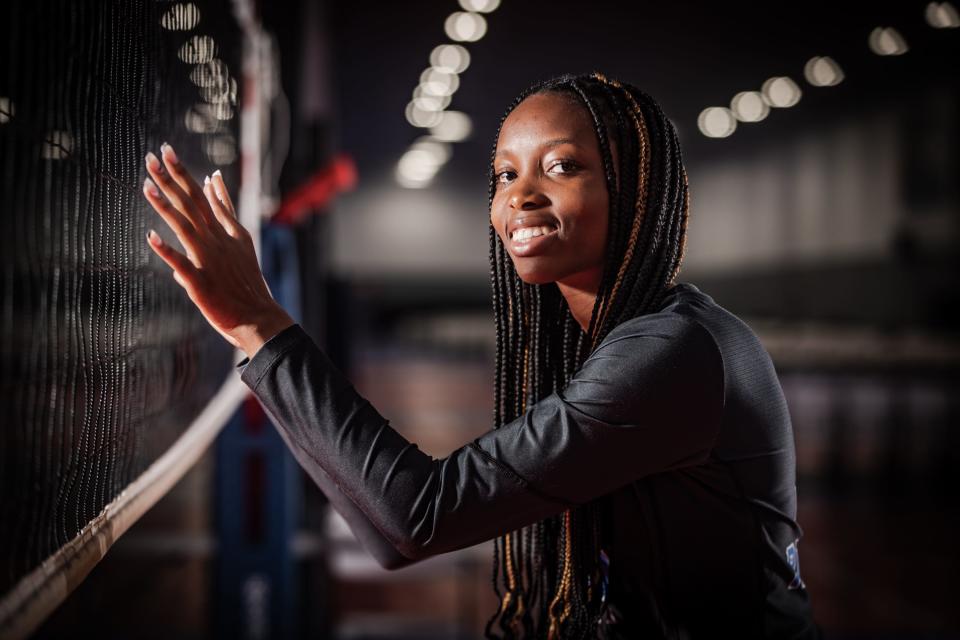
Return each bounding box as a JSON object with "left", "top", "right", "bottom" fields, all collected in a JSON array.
[
  {"left": 160, "top": 142, "right": 179, "bottom": 165},
  {"left": 204, "top": 175, "right": 211, "bottom": 186},
  {"left": 143, "top": 177, "right": 159, "bottom": 197},
  {"left": 145, "top": 151, "right": 162, "bottom": 172},
  {"left": 147, "top": 229, "right": 163, "bottom": 247},
  {"left": 212, "top": 169, "right": 222, "bottom": 178}
]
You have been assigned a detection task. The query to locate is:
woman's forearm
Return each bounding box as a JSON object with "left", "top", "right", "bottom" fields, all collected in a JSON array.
[
  {"left": 236, "top": 315, "right": 724, "bottom": 562},
  {"left": 237, "top": 324, "right": 570, "bottom": 561}
]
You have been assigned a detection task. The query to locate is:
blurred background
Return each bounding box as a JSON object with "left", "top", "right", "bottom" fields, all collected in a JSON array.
[{"left": 2, "top": 0, "right": 958, "bottom": 638}]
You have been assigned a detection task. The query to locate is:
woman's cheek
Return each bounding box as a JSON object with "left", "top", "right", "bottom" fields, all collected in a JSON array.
[{"left": 491, "top": 212, "right": 509, "bottom": 243}]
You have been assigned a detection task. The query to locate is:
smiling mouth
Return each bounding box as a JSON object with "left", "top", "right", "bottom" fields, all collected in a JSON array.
[
  {"left": 507, "top": 223, "right": 560, "bottom": 257},
  {"left": 509, "top": 224, "right": 558, "bottom": 242}
]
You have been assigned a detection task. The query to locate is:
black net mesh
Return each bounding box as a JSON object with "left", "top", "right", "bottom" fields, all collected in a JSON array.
[{"left": 0, "top": 0, "right": 243, "bottom": 595}]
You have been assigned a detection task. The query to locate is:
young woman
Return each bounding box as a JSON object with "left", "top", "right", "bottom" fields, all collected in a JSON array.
[{"left": 143, "top": 72, "right": 821, "bottom": 639}]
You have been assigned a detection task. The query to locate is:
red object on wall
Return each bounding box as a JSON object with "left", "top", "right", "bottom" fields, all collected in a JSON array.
[{"left": 271, "top": 153, "right": 357, "bottom": 225}]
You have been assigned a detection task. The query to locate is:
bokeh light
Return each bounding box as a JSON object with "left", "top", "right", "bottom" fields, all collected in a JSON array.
[
  {"left": 429, "top": 110, "right": 473, "bottom": 142},
  {"left": 159, "top": 3, "right": 200, "bottom": 30},
  {"left": 429, "top": 44, "right": 471, "bottom": 74},
  {"left": 697, "top": 107, "right": 737, "bottom": 138},
  {"left": 419, "top": 67, "right": 460, "bottom": 97},
  {"left": 444, "top": 12, "right": 487, "bottom": 42},
  {"left": 868, "top": 27, "right": 909, "bottom": 55},
  {"left": 405, "top": 101, "right": 444, "bottom": 128},
  {"left": 203, "top": 135, "right": 236, "bottom": 165},
  {"left": 190, "top": 59, "right": 228, "bottom": 87},
  {"left": 0, "top": 97, "right": 14, "bottom": 124},
  {"left": 410, "top": 137, "right": 452, "bottom": 165},
  {"left": 803, "top": 56, "right": 845, "bottom": 87},
  {"left": 730, "top": 91, "right": 770, "bottom": 122},
  {"left": 925, "top": 2, "right": 960, "bottom": 28},
  {"left": 457, "top": 0, "right": 500, "bottom": 13},
  {"left": 41, "top": 130, "right": 73, "bottom": 159},
  {"left": 178, "top": 35, "right": 217, "bottom": 64},
  {"left": 761, "top": 76, "right": 802, "bottom": 108},
  {"left": 396, "top": 148, "right": 443, "bottom": 188},
  {"left": 185, "top": 104, "right": 222, "bottom": 133}
]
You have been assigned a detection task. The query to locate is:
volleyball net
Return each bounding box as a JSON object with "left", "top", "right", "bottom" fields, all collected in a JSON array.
[{"left": 0, "top": 1, "right": 274, "bottom": 635}]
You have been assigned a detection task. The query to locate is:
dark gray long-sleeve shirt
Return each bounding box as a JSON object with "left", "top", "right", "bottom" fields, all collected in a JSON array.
[{"left": 236, "top": 282, "right": 820, "bottom": 638}]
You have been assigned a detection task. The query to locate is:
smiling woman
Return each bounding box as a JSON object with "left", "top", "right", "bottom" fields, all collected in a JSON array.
[
  {"left": 490, "top": 91, "right": 611, "bottom": 324},
  {"left": 142, "top": 72, "right": 822, "bottom": 639}
]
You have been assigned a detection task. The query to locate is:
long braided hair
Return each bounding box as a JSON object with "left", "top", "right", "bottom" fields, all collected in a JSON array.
[{"left": 484, "top": 72, "right": 691, "bottom": 639}]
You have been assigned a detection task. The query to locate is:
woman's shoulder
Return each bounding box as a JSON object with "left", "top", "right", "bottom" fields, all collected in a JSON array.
[
  {"left": 569, "top": 283, "right": 726, "bottom": 431},
  {"left": 585, "top": 283, "right": 727, "bottom": 385},
  {"left": 596, "top": 282, "right": 722, "bottom": 352},
  {"left": 600, "top": 281, "right": 763, "bottom": 357}
]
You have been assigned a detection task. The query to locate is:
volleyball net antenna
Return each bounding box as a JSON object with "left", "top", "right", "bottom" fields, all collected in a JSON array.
[{"left": 0, "top": 1, "right": 280, "bottom": 636}]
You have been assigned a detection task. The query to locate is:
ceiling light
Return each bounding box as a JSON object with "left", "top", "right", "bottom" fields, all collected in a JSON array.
[
  {"left": 160, "top": 3, "right": 200, "bottom": 30},
  {"left": 868, "top": 27, "right": 909, "bottom": 55},
  {"left": 429, "top": 110, "right": 472, "bottom": 142},
  {"left": 410, "top": 137, "right": 452, "bottom": 165},
  {"left": 396, "top": 148, "right": 442, "bottom": 188},
  {"left": 761, "top": 76, "right": 802, "bottom": 108},
  {"left": 803, "top": 56, "right": 845, "bottom": 86},
  {"left": 458, "top": 0, "right": 500, "bottom": 13},
  {"left": 926, "top": 2, "right": 960, "bottom": 28},
  {"left": 185, "top": 104, "right": 221, "bottom": 133},
  {"left": 444, "top": 12, "right": 487, "bottom": 42},
  {"left": 0, "top": 97, "right": 14, "bottom": 124},
  {"left": 730, "top": 91, "right": 769, "bottom": 122},
  {"left": 204, "top": 135, "right": 236, "bottom": 165},
  {"left": 178, "top": 35, "right": 216, "bottom": 64},
  {"left": 405, "top": 101, "right": 444, "bottom": 128},
  {"left": 429, "top": 44, "right": 471, "bottom": 74},
  {"left": 412, "top": 86, "right": 452, "bottom": 110},
  {"left": 419, "top": 67, "right": 460, "bottom": 96},
  {"left": 697, "top": 107, "right": 737, "bottom": 138},
  {"left": 190, "top": 59, "right": 227, "bottom": 87},
  {"left": 41, "top": 130, "right": 73, "bottom": 159}
]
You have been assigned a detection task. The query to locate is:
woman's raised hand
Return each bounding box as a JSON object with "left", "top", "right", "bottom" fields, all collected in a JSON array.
[{"left": 142, "top": 143, "right": 294, "bottom": 358}]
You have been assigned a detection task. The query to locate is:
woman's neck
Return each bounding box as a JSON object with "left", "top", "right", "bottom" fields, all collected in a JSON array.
[{"left": 556, "top": 268, "right": 603, "bottom": 333}]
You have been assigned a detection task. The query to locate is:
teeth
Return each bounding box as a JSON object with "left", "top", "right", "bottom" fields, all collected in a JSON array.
[{"left": 511, "top": 225, "right": 553, "bottom": 241}]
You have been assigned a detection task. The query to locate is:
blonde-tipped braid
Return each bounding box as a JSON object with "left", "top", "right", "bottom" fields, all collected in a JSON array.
[{"left": 589, "top": 75, "right": 652, "bottom": 344}]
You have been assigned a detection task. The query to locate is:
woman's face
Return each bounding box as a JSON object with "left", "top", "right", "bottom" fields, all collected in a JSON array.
[{"left": 490, "top": 92, "right": 610, "bottom": 289}]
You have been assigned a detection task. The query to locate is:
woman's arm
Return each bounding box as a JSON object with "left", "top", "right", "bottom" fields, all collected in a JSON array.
[
  {"left": 138, "top": 144, "right": 723, "bottom": 566},
  {"left": 239, "top": 312, "right": 724, "bottom": 563},
  {"left": 267, "top": 419, "right": 417, "bottom": 569}
]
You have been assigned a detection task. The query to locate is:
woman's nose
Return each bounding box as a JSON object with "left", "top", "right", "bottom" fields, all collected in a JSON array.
[{"left": 508, "top": 178, "right": 548, "bottom": 210}]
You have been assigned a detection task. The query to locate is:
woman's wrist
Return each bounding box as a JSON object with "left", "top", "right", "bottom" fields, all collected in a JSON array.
[{"left": 233, "top": 305, "right": 296, "bottom": 360}]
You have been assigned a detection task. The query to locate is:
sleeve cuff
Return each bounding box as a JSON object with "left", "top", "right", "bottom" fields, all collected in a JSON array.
[{"left": 235, "top": 323, "right": 310, "bottom": 390}]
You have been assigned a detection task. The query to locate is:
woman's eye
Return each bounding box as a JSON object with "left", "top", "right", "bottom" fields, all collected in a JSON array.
[
  {"left": 548, "top": 160, "right": 578, "bottom": 174},
  {"left": 495, "top": 170, "right": 516, "bottom": 184}
]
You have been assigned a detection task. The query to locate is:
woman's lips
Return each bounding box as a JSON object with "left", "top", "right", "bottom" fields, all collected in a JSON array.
[{"left": 509, "top": 225, "right": 559, "bottom": 257}]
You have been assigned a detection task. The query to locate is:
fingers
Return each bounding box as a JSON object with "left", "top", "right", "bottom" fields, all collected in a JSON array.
[
  {"left": 146, "top": 229, "right": 200, "bottom": 282},
  {"left": 202, "top": 176, "right": 241, "bottom": 236},
  {"left": 143, "top": 177, "right": 202, "bottom": 258},
  {"left": 205, "top": 172, "right": 251, "bottom": 242},
  {"left": 210, "top": 170, "right": 237, "bottom": 218},
  {"left": 145, "top": 151, "right": 207, "bottom": 232},
  {"left": 160, "top": 143, "right": 219, "bottom": 228}
]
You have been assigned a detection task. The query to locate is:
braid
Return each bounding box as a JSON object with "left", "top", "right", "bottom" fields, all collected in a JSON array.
[{"left": 485, "top": 72, "right": 692, "bottom": 639}]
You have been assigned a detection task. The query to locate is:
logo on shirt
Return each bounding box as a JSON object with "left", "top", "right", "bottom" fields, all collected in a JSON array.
[{"left": 785, "top": 540, "right": 805, "bottom": 590}]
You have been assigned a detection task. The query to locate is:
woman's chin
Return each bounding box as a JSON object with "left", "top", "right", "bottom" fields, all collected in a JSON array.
[{"left": 514, "top": 268, "right": 558, "bottom": 286}]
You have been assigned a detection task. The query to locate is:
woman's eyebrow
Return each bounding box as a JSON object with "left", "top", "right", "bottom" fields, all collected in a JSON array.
[
  {"left": 495, "top": 138, "right": 577, "bottom": 158},
  {"left": 542, "top": 137, "right": 576, "bottom": 148}
]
